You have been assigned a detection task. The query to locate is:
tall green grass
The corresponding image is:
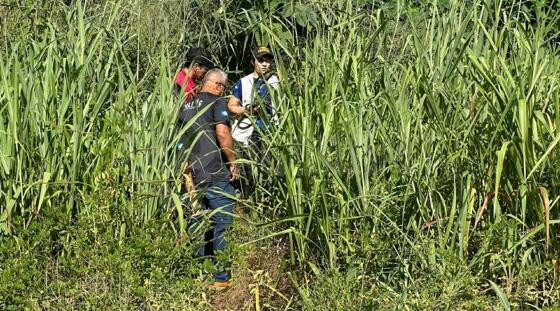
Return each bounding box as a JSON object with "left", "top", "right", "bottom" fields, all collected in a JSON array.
[
  {"left": 248, "top": 0, "right": 560, "bottom": 306},
  {"left": 1, "top": 0, "right": 560, "bottom": 308},
  {"left": 0, "top": 3, "right": 183, "bottom": 235}
]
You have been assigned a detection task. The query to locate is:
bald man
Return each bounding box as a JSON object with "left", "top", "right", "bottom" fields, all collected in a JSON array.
[{"left": 176, "top": 68, "right": 238, "bottom": 288}]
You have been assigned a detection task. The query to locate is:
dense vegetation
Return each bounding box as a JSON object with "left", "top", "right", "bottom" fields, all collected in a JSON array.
[{"left": 1, "top": 0, "right": 560, "bottom": 309}]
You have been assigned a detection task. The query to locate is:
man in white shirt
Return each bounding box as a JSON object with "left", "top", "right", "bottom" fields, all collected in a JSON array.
[
  {"left": 228, "top": 46, "right": 279, "bottom": 147},
  {"left": 227, "top": 46, "right": 280, "bottom": 194}
]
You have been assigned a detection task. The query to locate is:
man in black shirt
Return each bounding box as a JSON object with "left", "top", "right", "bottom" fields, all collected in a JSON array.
[{"left": 177, "top": 68, "right": 238, "bottom": 288}]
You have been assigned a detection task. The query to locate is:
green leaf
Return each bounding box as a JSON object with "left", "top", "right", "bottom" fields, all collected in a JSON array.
[{"left": 488, "top": 280, "right": 511, "bottom": 311}]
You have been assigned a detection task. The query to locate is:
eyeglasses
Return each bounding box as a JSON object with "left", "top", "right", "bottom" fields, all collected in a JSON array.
[{"left": 208, "top": 80, "right": 227, "bottom": 88}]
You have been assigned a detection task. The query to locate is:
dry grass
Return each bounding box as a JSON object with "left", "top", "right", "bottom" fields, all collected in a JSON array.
[{"left": 208, "top": 208, "right": 295, "bottom": 311}]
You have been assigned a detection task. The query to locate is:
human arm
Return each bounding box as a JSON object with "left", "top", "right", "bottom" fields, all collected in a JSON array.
[
  {"left": 227, "top": 96, "right": 245, "bottom": 116},
  {"left": 227, "top": 80, "right": 246, "bottom": 116},
  {"left": 216, "top": 123, "right": 239, "bottom": 180},
  {"left": 214, "top": 98, "right": 239, "bottom": 180}
]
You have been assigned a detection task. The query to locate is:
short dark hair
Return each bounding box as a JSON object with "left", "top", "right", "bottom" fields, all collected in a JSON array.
[{"left": 184, "top": 47, "right": 214, "bottom": 68}]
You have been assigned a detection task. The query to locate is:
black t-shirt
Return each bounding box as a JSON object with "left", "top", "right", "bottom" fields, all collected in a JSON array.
[{"left": 177, "top": 92, "right": 230, "bottom": 184}]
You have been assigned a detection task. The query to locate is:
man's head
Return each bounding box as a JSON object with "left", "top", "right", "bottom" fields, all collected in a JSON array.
[
  {"left": 201, "top": 69, "right": 228, "bottom": 96},
  {"left": 185, "top": 47, "right": 214, "bottom": 80},
  {"left": 252, "top": 46, "right": 274, "bottom": 76}
]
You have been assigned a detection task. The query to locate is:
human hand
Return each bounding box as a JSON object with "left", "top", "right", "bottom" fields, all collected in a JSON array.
[
  {"left": 229, "top": 163, "right": 240, "bottom": 181},
  {"left": 251, "top": 105, "right": 260, "bottom": 114}
]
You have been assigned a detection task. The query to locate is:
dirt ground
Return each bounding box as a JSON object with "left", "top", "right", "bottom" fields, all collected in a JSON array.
[{"left": 208, "top": 209, "right": 296, "bottom": 311}]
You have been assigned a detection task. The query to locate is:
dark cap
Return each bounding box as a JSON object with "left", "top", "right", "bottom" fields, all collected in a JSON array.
[
  {"left": 185, "top": 47, "right": 214, "bottom": 69},
  {"left": 192, "top": 55, "right": 215, "bottom": 69},
  {"left": 253, "top": 46, "right": 274, "bottom": 58}
]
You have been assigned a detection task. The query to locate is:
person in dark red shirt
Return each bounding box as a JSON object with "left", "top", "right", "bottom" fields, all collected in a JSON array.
[{"left": 175, "top": 47, "right": 214, "bottom": 103}]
